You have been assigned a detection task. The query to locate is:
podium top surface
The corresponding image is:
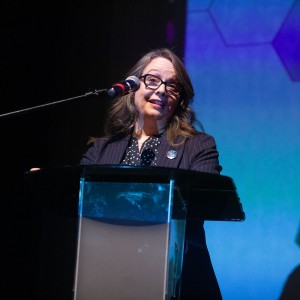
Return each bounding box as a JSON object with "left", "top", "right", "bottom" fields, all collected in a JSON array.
[
  {"left": 25, "top": 164, "right": 245, "bottom": 221},
  {"left": 26, "top": 164, "right": 235, "bottom": 188}
]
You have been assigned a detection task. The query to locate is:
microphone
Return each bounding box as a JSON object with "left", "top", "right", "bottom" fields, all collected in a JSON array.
[{"left": 107, "top": 76, "right": 140, "bottom": 98}]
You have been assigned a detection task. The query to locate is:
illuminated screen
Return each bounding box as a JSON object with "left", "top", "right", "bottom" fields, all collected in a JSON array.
[{"left": 184, "top": 1, "right": 300, "bottom": 299}]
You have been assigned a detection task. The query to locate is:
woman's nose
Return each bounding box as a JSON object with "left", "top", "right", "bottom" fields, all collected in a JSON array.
[{"left": 155, "top": 83, "right": 167, "bottom": 95}]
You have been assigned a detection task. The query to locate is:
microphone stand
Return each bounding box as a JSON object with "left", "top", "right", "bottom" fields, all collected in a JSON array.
[{"left": 0, "top": 88, "right": 108, "bottom": 119}]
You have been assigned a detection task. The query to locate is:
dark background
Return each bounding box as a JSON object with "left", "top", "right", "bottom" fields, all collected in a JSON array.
[
  {"left": 1, "top": 0, "right": 186, "bottom": 298},
  {"left": 1, "top": 0, "right": 186, "bottom": 169}
]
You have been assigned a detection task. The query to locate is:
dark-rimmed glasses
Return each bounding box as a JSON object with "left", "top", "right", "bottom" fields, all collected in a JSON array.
[{"left": 140, "top": 74, "right": 182, "bottom": 96}]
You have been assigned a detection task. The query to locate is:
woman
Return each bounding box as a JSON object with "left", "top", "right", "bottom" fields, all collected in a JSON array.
[{"left": 80, "top": 48, "right": 223, "bottom": 299}]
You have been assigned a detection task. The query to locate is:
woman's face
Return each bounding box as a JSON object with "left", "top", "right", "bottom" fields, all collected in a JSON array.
[{"left": 134, "top": 57, "right": 181, "bottom": 131}]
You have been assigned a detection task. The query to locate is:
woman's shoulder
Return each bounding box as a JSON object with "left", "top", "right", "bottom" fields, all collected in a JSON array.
[
  {"left": 86, "top": 134, "right": 131, "bottom": 149},
  {"left": 188, "top": 131, "right": 217, "bottom": 145},
  {"left": 86, "top": 136, "right": 109, "bottom": 146},
  {"left": 180, "top": 132, "right": 219, "bottom": 155}
]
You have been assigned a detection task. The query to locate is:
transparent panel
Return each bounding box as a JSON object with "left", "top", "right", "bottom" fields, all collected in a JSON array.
[{"left": 73, "top": 179, "right": 186, "bottom": 300}]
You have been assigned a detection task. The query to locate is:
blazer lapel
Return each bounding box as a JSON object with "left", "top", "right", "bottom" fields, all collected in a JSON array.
[
  {"left": 156, "top": 135, "right": 184, "bottom": 168},
  {"left": 99, "top": 136, "right": 131, "bottom": 165}
]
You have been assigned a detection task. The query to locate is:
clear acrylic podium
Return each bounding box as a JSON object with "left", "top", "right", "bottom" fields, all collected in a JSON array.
[{"left": 25, "top": 165, "right": 245, "bottom": 300}]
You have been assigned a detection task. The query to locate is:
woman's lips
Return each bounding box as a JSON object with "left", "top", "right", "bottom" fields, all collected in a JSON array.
[{"left": 149, "top": 99, "right": 164, "bottom": 107}]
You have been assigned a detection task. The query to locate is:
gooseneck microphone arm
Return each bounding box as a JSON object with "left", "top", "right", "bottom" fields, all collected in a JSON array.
[
  {"left": 0, "top": 88, "right": 108, "bottom": 119},
  {"left": 0, "top": 75, "right": 140, "bottom": 120}
]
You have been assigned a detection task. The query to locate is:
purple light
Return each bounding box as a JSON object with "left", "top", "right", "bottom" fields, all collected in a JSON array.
[
  {"left": 166, "top": 20, "right": 174, "bottom": 44},
  {"left": 273, "top": 1, "right": 300, "bottom": 81}
]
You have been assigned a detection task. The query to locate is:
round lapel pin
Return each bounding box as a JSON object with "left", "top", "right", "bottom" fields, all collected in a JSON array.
[{"left": 166, "top": 150, "right": 177, "bottom": 160}]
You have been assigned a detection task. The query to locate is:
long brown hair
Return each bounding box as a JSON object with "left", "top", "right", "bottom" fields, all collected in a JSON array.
[{"left": 103, "top": 48, "right": 202, "bottom": 147}]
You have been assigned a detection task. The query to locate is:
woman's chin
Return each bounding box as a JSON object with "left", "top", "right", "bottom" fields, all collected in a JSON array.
[{"left": 142, "top": 109, "right": 170, "bottom": 123}]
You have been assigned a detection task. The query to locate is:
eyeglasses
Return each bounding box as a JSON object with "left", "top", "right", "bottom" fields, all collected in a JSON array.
[{"left": 140, "top": 74, "right": 182, "bottom": 96}]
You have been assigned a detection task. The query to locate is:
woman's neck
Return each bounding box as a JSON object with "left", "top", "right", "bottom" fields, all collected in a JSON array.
[
  {"left": 135, "top": 119, "right": 165, "bottom": 137},
  {"left": 134, "top": 121, "right": 165, "bottom": 151}
]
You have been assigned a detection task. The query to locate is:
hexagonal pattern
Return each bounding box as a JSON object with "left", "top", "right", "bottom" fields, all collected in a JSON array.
[
  {"left": 187, "top": 0, "right": 213, "bottom": 11},
  {"left": 272, "top": 0, "right": 300, "bottom": 81},
  {"left": 210, "top": 0, "right": 294, "bottom": 45}
]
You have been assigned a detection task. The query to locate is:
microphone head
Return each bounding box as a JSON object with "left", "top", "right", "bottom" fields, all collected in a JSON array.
[
  {"left": 125, "top": 75, "right": 140, "bottom": 91},
  {"left": 107, "top": 75, "right": 140, "bottom": 98}
]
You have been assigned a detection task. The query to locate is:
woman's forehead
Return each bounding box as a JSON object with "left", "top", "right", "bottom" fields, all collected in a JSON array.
[{"left": 143, "top": 57, "right": 176, "bottom": 76}]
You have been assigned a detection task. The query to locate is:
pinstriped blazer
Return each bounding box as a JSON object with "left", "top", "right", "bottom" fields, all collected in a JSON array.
[{"left": 80, "top": 132, "right": 222, "bottom": 174}]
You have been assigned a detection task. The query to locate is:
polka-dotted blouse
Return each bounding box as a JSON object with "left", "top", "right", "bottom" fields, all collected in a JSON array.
[{"left": 122, "top": 135, "right": 162, "bottom": 166}]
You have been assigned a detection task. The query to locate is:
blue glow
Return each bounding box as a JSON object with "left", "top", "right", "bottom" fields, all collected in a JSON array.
[{"left": 185, "top": 1, "right": 300, "bottom": 299}]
